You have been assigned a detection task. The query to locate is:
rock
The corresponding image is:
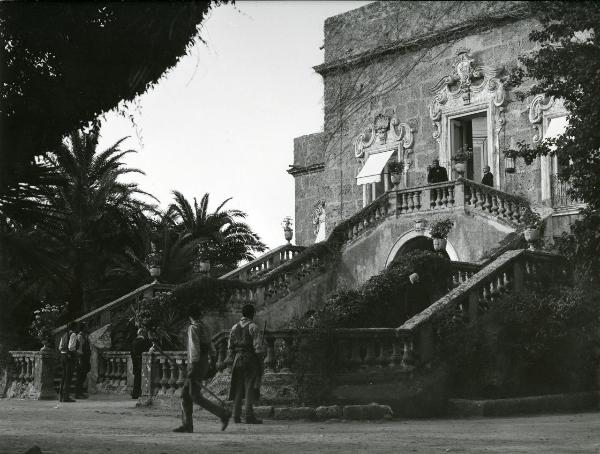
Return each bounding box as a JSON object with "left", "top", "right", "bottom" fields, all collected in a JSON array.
[
  {"left": 342, "top": 403, "right": 393, "bottom": 420},
  {"left": 315, "top": 405, "right": 343, "bottom": 420},
  {"left": 273, "top": 406, "right": 316, "bottom": 420},
  {"left": 88, "top": 324, "right": 111, "bottom": 349},
  {"left": 253, "top": 406, "right": 274, "bottom": 419}
]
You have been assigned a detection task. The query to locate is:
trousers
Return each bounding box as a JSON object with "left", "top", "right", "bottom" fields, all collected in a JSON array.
[
  {"left": 59, "top": 353, "right": 73, "bottom": 400},
  {"left": 231, "top": 368, "right": 257, "bottom": 419},
  {"left": 181, "top": 359, "right": 229, "bottom": 429}
]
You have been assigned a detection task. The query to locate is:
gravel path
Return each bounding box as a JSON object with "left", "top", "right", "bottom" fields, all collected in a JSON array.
[{"left": 1, "top": 398, "right": 599, "bottom": 453}]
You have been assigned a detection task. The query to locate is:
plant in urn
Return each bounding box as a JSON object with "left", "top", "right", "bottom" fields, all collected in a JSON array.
[
  {"left": 282, "top": 216, "right": 294, "bottom": 243},
  {"left": 430, "top": 218, "right": 454, "bottom": 252}
]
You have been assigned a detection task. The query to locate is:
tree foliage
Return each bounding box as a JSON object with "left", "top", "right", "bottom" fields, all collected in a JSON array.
[{"left": 0, "top": 1, "right": 225, "bottom": 213}]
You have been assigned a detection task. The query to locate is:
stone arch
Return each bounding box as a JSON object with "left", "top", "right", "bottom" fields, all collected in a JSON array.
[{"left": 385, "top": 229, "right": 459, "bottom": 268}]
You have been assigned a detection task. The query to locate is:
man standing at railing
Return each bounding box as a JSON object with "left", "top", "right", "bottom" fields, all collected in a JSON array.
[
  {"left": 58, "top": 321, "right": 78, "bottom": 403},
  {"left": 173, "top": 305, "right": 231, "bottom": 433},
  {"left": 482, "top": 165, "right": 493, "bottom": 187},
  {"left": 427, "top": 159, "right": 448, "bottom": 184},
  {"left": 130, "top": 328, "right": 151, "bottom": 399},
  {"left": 228, "top": 304, "right": 264, "bottom": 424}
]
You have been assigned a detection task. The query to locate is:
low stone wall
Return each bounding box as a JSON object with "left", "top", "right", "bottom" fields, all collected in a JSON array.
[
  {"left": 6, "top": 350, "right": 57, "bottom": 400},
  {"left": 448, "top": 391, "right": 600, "bottom": 417}
]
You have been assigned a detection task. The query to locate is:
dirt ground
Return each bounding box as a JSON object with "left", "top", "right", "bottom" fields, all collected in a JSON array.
[{"left": 0, "top": 397, "right": 599, "bottom": 454}]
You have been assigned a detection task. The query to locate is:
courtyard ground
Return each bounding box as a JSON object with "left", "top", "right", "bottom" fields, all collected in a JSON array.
[{"left": 0, "top": 397, "right": 599, "bottom": 454}]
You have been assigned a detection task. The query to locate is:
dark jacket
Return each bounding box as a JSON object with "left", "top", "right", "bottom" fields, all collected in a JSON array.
[
  {"left": 405, "top": 281, "right": 431, "bottom": 318},
  {"left": 482, "top": 171, "right": 493, "bottom": 187},
  {"left": 427, "top": 166, "right": 449, "bottom": 184},
  {"left": 131, "top": 337, "right": 151, "bottom": 370}
]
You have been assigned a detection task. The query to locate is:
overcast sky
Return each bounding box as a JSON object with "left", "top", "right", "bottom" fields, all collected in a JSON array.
[{"left": 98, "top": 1, "right": 370, "bottom": 250}]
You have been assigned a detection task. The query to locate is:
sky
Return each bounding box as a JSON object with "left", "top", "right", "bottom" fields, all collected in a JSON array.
[{"left": 98, "top": 1, "right": 371, "bottom": 250}]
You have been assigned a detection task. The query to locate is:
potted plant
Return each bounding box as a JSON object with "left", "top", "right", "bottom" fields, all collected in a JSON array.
[
  {"left": 429, "top": 218, "right": 454, "bottom": 251},
  {"left": 521, "top": 209, "right": 542, "bottom": 250},
  {"left": 452, "top": 147, "right": 473, "bottom": 177},
  {"left": 146, "top": 242, "right": 161, "bottom": 281},
  {"left": 282, "top": 216, "right": 294, "bottom": 243},
  {"left": 387, "top": 160, "right": 405, "bottom": 188},
  {"left": 30, "top": 303, "right": 63, "bottom": 351}
]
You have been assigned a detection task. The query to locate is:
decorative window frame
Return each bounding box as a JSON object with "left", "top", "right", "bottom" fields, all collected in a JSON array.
[
  {"left": 428, "top": 48, "right": 506, "bottom": 187},
  {"left": 528, "top": 94, "right": 568, "bottom": 204}
]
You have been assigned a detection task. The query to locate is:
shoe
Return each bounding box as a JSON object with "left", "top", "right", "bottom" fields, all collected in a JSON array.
[
  {"left": 172, "top": 425, "right": 193, "bottom": 433},
  {"left": 233, "top": 416, "right": 242, "bottom": 424},
  {"left": 245, "top": 416, "right": 263, "bottom": 424},
  {"left": 220, "top": 413, "right": 231, "bottom": 431}
]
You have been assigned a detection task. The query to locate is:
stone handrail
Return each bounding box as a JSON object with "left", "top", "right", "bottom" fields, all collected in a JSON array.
[
  {"left": 397, "top": 249, "right": 568, "bottom": 368},
  {"left": 462, "top": 180, "right": 530, "bottom": 225},
  {"left": 450, "top": 261, "right": 481, "bottom": 288},
  {"left": 220, "top": 244, "right": 306, "bottom": 281},
  {"left": 142, "top": 351, "right": 188, "bottom": 397}
]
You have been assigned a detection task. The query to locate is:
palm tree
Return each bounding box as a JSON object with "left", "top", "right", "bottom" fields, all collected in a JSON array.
[
  {"left": 38, "top": 129, "right": 156, "bottom": 315},
  {"left": 166, "top": 191, "right": 266, "bottom": 277}
]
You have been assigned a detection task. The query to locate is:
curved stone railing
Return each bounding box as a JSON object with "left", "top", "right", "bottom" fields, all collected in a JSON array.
[
  {"left": 396, "top": 249, "right": 568, "bottom": 369},
  {"left": 220, "top": 244, "right": 306, "bottom": 281},
  {"left": 463, "top": 180, "right": 530, "bottom": 225}
]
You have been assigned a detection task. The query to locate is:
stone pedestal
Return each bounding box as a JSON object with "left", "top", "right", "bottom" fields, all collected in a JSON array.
[
  {"left": 88, "top": 324, "right": 111, "bottom": 394},
  {"left": 33, "top": 350, "right": 57, "bottom": 400}
]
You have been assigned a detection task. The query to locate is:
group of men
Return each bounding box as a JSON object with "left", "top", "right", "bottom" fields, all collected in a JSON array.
[
  {"left": 427, "top": 159, "right": 494, "bottom": 187},
  {"left": 58, "top": 322, "right": 90, "bottom": 402}
]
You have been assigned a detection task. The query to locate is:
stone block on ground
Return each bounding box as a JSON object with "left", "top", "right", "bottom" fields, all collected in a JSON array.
[
  {"left": 253, "top": 406, "right": 274, "bottom": 419},
  {"left": 273, "top": 406, "right": 316, "bottom": 420},
  {"left": 342, "top": 403, "right": 393, "bottom": 420},
  {"left": 315, "top": 405, "right": 343, "bottom": 420}
]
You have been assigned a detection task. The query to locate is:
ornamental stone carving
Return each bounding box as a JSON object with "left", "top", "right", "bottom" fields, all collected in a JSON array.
[
  {"left": 428, "top": 48, "right": 506, "bottom": 141},
  {"left": 353, "top": 112, "right": 415, "bottom": 160},
  {"left": 528, "top": 94, "right": 555, "bottom": 142}
]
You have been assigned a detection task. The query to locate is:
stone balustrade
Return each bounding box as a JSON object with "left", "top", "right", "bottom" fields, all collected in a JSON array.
[
  {"left": 97, "top": 351, "right": 131, "bottom": 394},
  {"left": 6, "top": 350, "right": 57, "bottom": 400},
  {"left": 141, "top": 351, "right": 188, "bottom": 397},
  {"left": 398, "top": 249, "right": 567, "bottom": 367},
  {"left": 220, "top": 244, "right": 306, "bottom": 281},
  {"left": 551, "top": 174, "right": 584, "bottom": 208},
  {"left": 450, "top": 261, "right": 481, "bottom": 288},
  {"left": 462, "top": 180, "right": 529, "bottom": 224}
]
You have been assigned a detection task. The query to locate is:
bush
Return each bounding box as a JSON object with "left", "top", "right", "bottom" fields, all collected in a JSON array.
[{"left": 440, "top": 284, "right": 600, "bottom": 398}]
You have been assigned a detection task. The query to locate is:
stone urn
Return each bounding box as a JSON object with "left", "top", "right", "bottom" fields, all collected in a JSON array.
[
  {"left": 432, "top": 237, "right": 447, "bottom": 251},
  {"left": 390, "top": 172, "right": 402, "bottom": 188},
  {"left": 284, "top": 227, "right": 293, "bottom": 243},
  {"left": 454, "top": 162, "right": 466, "bottom": 178},
  {"left": 524, "top": 228, "right": 540, "bottom": 250}
]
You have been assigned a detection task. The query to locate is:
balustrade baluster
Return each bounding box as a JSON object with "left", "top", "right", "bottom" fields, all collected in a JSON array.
[
  {"left": 469, "top": 185, "right": 476, "bottom": 206},
  {"left": 408, "top": 192, "right": 415, "bottom": 212},
  {"left": 436, "top": 188, "right": 443, "bottom": 207},
  {"left": 401, "top": 193, "right": 409, "bottom": 213},
  {"left": 389, "top": 339, "right": 402, "bottom": 367},
  {"left": 364, "top": 342, "right": 376, "bottom": 367},
  {"left": 376, "top": 341, "right": 388, "bottom": 367},
  {"left": 26, "top": 356, "right": 33, "bottom": 383},
  {"left": 491, "top": 195, "right": 499, "bottom": 215},
  {"left": 159, "top": 359, "right": 169, "bottom": 394},
  {"left": 18, "top": 357, "right": 25, "bottom": 383},
  {"left": 414, "top": 191, "right": 422, "bottom": 210},
  {"left": 400, "top": 340, "right": 414, "bottom": 369},
  {"left": 169, "top": 359, "right": 178, "bottom": 394},
  {"left": 474, "top": 189, "right": 483, "bottom": 209},
  {"left": 441, "top": 188, "right": 449, "bottom": 207},
  {"left": 512, "top": 204, "right": 521, "bottom": 223},
  {"left": 448, "top": 186, "right": 455, "bottom": 207}
]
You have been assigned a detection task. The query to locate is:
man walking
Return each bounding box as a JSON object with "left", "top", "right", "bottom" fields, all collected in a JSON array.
[
  {"left": 75, "top": 323, "right": 90, "bottom": 399},
  {"left": 173, "top": 305, "right": 231, "bottom": 433},
  {"left": 427, "top": 159, "right": 449, "bottom": 184},
  {"left": 130, "top": 328, "right": 151, "bottom": 399},
  {"left": 228, "top": 304, "right": 264, "bottom": 424},
  {"left": 58, "top": 321, "right": 78, "bottom": 402}
]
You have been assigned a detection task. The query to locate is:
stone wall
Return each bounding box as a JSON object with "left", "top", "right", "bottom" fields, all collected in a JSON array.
[{"left": 294, "top": 1, "right": 545, "bottom": 241}]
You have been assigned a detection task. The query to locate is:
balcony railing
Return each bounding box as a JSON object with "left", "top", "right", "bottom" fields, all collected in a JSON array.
[{"left": 551, "top": 175, "right": 584, "bottom": 208}]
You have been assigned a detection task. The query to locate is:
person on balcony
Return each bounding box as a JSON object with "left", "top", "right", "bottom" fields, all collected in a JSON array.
[
  {"left": 58, "top": 321, "right": 78, "bottom": 403},
  {"left": 228, "top": 304, "right": 264, "bottom": 424},
  {"left": 130, "top": 328, "right": 151, "bottom": 399},
  {"left": 482, "top": 165, "right": 493, "bottom": 187},
  {"left": 75, "top": 323, "right": 90, "bottom": 399},
  {"left": 173, "top": 305, "right": 231, "bottom": 433},
  {"left": 427, "top": 159, "right": 448, "bottom": 184}
]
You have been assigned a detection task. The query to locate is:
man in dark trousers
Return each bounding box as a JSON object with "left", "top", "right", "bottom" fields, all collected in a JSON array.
[
  {"left": 130, "top": 328, "right": 151, "bottom": 399},
  {"left": 482, "top": 165, "right": 494, "bottom": 187},
  {"left": 75, "top": 323, "right": 90, "bottom": 399},
  {"left": 173, "top": 305, "right": 231, "bottom": 433},
  {"left": 228, "top": 304, "right": 264, "bottom": 424},
  {"left": 58, "top": 321, "right": 78, "bottom": 402},
  {"left": 427, "top": 159, "right": 449, "bottom": 183}
]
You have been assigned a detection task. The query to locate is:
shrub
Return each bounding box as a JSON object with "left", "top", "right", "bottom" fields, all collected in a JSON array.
[{"left": 429, "top": 219, "right": 454, "bottom": 239}]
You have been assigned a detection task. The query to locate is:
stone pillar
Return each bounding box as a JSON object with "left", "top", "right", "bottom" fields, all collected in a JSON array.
[
  {"left": 371, "top": 183, "right": 376, "bottom": 202},
  {"left": 32, "top": 350, "right": 57, "bottom": 400},
  {"left": 362, "top": 185, "right": 367, "bottom": 207},
  {"left": 88, "top": 324, "right": 111, "bottom": 394},
  {"left": 141, "top": 352, "right": 155, "bottom": 398}
]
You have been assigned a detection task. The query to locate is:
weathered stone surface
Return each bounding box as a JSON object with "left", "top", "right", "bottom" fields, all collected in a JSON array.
[
  {"left": 273, "top": 406, "right": 316, "bottom": 420},
  {"left": 342, "top": 403, "right": 393, "bottom": 420},
  {"left": 253, "top": 406, "right": 274, "bottom": 419},
  {"left": 315, "top": 405, "right": 343, "bottom": 420}
]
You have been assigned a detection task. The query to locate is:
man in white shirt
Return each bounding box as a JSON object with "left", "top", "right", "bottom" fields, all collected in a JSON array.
[
  {"left": 173, "top": 305, "right": 231, "bottom": 433},
  {"left": 58, "top": 321, "right": 78, "bottom": 402}
]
